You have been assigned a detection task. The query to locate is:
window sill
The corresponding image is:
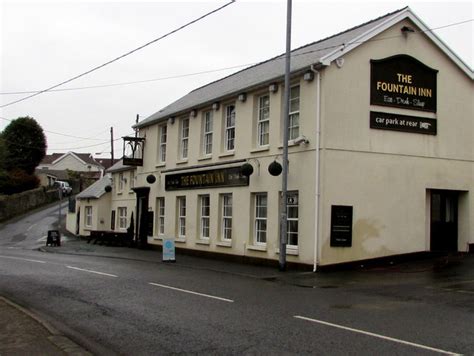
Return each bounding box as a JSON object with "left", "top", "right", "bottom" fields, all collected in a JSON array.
[
  {"left": 276, "top": 247, "right": 299, "bottom": 256},
  {"left": 218, "top": 152, "right": 235, "bottom": 158},
  {"left": 196, "top": 239, "right": 210, "bottom": 245},
  {"left": 175, "top": 238, "right": 186, "bottom": 243},
  {"left": 176, "top": 160, "right": 188, "bottom": 165},
  {"left": 153, "top": 235, "right": 164, "bottom": 241},
  {"left": 247, "top": 244, "right": 267, "bottom": 252},
  {"left": 117, "top": 192, "right": 123, "bottom": 195},
  {"left": 216, "top": 241, "right": 232, "bottom": 248},
  {"left": 197, "top": 156, "right": 212, "bottom": 162},
  {"left": 278, "top": 141, "right": 303, "bottom": 149},
  {"left": 128, "top": 191, "right": 134, "bottom": 194},
  {"left": 250, "top": 147, "right": 269, "bottom": 154},
  {"left": 155, "top": 163, "right": 166, "bottom": 168}
]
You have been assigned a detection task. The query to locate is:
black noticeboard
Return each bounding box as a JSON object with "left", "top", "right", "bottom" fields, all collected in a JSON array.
[
  {"left": 147, "top": 211, "right": 154, "bottom": 237},
  {"left": 371, "top": 55, "right": 437, "bottom": 112},
  {"left": 370, "top": 111, "right": 437, "bottom": 135},
  {"left": 330, "top": 206, "right": 353, "bottom": 247},
  {"left": 46, "top": 230, "right": 61, "bottom": 247}
]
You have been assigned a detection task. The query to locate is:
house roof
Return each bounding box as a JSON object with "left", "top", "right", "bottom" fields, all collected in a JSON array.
[
  {"left": 136, "top": 7, "right": 473, "bottom": 129},
  {"left": 76, "top": 175, "right": 112, "bottom": 200},
  {"left": 106, "top": 158, "right": 135, "bottom": 173},
  {"left": 95, "top": 158, "right": 115, "bottom": 170},
  {"left": 41, "top": 152, "right": 104, "bottom": 168}
]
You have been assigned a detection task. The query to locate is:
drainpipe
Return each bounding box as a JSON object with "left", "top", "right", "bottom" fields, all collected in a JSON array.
[{"left": 311, "top": 64, "right": 322, "bottom": 272}]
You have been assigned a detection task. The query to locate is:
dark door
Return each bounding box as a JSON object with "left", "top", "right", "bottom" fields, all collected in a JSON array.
[
  {"left": 133, "top": 187, "right": 150, "bottom": 249},
  {"left": 431, "top": 190, "right": 458, "bottom": 252}
]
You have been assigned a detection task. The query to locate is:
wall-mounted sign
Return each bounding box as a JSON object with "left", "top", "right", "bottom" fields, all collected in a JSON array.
[
  {"left": 371, "top": 55, "right": 437, "bottom": 112},
  {"left": 330, "top": 205, "right": 353, "bottom": 247},
  {"left": 370, "top": 111, "right": 436, "bottom": 135},
  {"left": 165, "top": 166, "right": 249, "bottom": 191}
]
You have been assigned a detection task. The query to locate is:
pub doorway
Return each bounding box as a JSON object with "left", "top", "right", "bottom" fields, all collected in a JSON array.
[
  {"left": 430, "top": 190, "right": 458, "bottom": 252},
  {"left": 133, "top": 187, "right": 150, "bottom": 249}
]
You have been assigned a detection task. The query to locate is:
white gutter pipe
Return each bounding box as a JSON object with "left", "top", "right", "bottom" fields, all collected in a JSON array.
[{"left": 311, "top": 64, "right": 322, "bottom": 272}]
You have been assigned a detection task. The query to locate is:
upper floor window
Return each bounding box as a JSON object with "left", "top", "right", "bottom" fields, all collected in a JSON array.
[
  {"left": 180, "top": 118, "right": 189, "bottom": 160},
  {"left": 289, "top": 85, "right": 300, "bottom": 141},
  {"left": 202, "top": 111, "right": 213, "bottom": 155},
  {"left": 158, "top": 124, "right": 167, "bottom": 163},
  {"left": 118, "top": 172, "right": 124, "bottom": 193},
  {"left": 224, "top": 104, "right": 235, "bottom": 151},
  {"left": 258, "top": 95, "right": 270, "bottom": 146},
  {"left": 129, "top": 171, "right": 135, "bottom": 190}
]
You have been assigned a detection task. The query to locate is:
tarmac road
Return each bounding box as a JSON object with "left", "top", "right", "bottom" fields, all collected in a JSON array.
[{"left": 1, "top": 202, "right": 473, "bottom": 355}]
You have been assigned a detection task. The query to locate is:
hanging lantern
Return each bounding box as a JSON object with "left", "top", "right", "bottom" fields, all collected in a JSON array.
[
  {"left": 240, "top": 163, "right": 254, "bottom": 177},
  {"left": 268, "top": 161, "right": 282, "bottom": 176},
  {"left": 146, "top": 174, "right": 156, "bottom": 184},
  {"left": 104, "top": 185, "right": 112, "bottom": 193}
]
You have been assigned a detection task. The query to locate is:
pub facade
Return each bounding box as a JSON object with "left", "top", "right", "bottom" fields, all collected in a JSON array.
[{"left": 83, "top": 7, "right": 474, "bottom": 269}]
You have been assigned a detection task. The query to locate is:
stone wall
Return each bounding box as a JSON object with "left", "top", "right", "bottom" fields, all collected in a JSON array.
[{"left": 0, "top": 188, "right": 60, "bottom": 222}]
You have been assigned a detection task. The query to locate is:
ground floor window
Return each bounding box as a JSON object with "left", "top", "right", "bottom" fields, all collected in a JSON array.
[
  {"left": 221, "top": 193, "right": 232, "bottom": 241},
  {"left": 286, "top": 191, "right": 299, "bottom": 247},
  {"left": 118, "top": 207, "right": 127, "bottom": 229},
  {"left": 157, "top": 197, "right": 165, "bottom": 235},
  {"left": 177, "top": 196, "right": 186, "bottom": 238},
  {"left": 199, "top": 195, "right": 210, "bottom": 239},
  {"left": 254, "top": 193, "right": 267, "bottom": 245},
  {"left": 85, "top": 206, "right": 93, "bottom": 227}
]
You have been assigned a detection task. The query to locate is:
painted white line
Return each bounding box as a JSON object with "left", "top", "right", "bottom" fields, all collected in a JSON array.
[
  {"left": 27, "top": 223, "right": 37, "bottom": 232},
  {"left": 294, "top": 316, "right": 460, "bottom": 355},
  {"left": 149, "top": 282, "right": 234, "bottom": 303},
  {"left": 37, "top": 236, "right": 47, "bottom": 242},
  {"left": 0, "top": 255, "right": 46, "bottom": 264},
  {"left": 66, "top": 266, "right": 118, "bottom": 278}
]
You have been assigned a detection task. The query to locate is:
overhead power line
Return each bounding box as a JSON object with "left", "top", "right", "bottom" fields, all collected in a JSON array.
[
  {"left": 1, "top": 18, "right": 471, "bottom": 97},
  {"left": 0, "top": 0, "right": 236, "bottom": 109}
]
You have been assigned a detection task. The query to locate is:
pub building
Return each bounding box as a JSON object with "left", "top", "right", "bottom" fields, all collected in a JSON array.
[{"left": 69, "top": 7, "right": 473, "bottom": 269}]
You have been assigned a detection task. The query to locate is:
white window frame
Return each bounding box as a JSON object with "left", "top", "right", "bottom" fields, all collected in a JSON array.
[
  {"left": 257, "top": 95, "right": 270, "bottom": 147},
  {"left": 157, "top": 197, "right": 165, "bottom": 235},
  {"left": 118, "top": 207, "right": 127, "bottom": 230},
  {"left": 221, "top": 193, "right": 232, "bottom": 241},
  {"left": 289, "top": 85, "right": 300, "bottom": 141},
  {"left": 85, "top": 206, "right": 93, "bottom": 227},
  {"left": 180, "top": 118, "right": 190, "bottom": 159},
  {"left": 118, "top": 172, "right": 124, "bottom": 193},
  {"left": 158, "top": 124, "right": 167, "bottom": 163},
  {"left": 199, "top": 195, "right": 210, "bottom": 239},
  {"left": 177, "top": 196, "right": 186, "bottom": 238},
  {"left": 129, "top": 171, "right": 134, "bottom": 190},
  {"left": 254, "top": 193, "right": 267, "bottom": 245},
  {"left": 286, "top": 191, "right": 299, "bottom": 247},
  {"left": 202, "top": 111, "right": 213, "bottom": 155},
  {"left": 224, "top": 104, "right": 235, "bottom": 151}
]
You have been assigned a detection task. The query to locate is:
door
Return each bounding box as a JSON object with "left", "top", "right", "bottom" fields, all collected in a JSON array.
[
  {"left": 430, "top": 190, "right": 458, "bottom": 252},
  {"left": 133, "top": 187, "right": 150, "bottom": 249}
]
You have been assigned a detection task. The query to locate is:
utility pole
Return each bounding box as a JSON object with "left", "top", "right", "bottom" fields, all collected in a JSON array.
[
  {"left": 110, "top": 127, "right": 114, "bottom": 164},
  {"left": 279, "top": 0, "right": 292, "bottom": 271}
]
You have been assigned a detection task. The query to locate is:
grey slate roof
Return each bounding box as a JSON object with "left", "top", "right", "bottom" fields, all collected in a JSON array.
[
  {"left": 106, "top": 159, "right": 135, "bottom": 173},
  {"left": 137, "top": 8, "right": 406, "bottom": 129},
  {"left": 76, "top": 175, "right": 112, "bottom": 200}
]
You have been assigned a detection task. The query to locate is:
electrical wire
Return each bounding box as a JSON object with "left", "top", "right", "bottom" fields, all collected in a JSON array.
[
  {"left": 0, "top": 0, "right": 236, "bottom": 109},
  {"left": 1, "top": 18, "right": 471, "bottom": 97}
]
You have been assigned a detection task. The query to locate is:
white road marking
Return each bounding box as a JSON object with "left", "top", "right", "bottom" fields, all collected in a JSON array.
[
  {"left": 0, "top": 255, "right": 46, "bottom": 264},
  {"left": 294, "top": 315, "right": 460, "bottom": 355},
  {"left": 149, "top": 282, "right": 234, "bottom": 303},
  {"left": 26, "top": 223, "right": 37, "bottom": 232},
  {"left": 66, "top": 266, "right": 118, "bottom": 278},
  {"left": 37, "top": 236, "right": 47, "bottom": 242}
]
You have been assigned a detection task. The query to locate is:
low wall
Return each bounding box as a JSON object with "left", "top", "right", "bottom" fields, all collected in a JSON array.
[{"left": 0, "top": 188, "right": 60, "bottom": 222}]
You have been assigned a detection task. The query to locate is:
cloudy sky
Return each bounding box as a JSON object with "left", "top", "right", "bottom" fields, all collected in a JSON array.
[{"left": 1, "top": 0, "right": 472, "bottom": 158}]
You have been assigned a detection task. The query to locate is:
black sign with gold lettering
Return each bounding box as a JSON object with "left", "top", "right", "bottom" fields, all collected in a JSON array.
[
  {"left": 165, "top": 166, "right": 249, "bottom": 191},
  {"left": 370, "top": 111, "right": 437, "bottom": 135},
  {"left": 330, "top": 206, "right": 353, "bottom": 247},
  {"left": 371, "top": 55, "right": 437, "bottom": 112}
]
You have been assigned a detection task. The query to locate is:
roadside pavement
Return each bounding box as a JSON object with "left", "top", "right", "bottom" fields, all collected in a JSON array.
[{"left": 0, "top": 296, "right": 91, "bottom": 356}]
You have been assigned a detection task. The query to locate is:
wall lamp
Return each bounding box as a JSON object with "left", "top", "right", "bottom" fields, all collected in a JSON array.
[
  {"left": 238, "top": 93, "right": 247, "bottom": 102},
  {"left": 168, "top": 117, "right": 175, "bottom": 125},
  {"left": 269, "top": 83, "right": 278, "bottom": 93},
  {"left": 212, "top": 102, "right": 220, "bottom": 111}
]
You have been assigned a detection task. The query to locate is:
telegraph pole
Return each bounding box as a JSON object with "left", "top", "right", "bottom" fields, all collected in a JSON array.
[
  {"left": 279, "top": 0, "right": 292, "bottom": 271},
  {"left": 110, "top": 127, "right": 114, "bottom": 164}
]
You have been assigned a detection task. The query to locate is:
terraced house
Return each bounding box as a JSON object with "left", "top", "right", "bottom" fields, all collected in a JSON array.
[{"left": 74, "top": 7, "right": 474, "bottom": 269}]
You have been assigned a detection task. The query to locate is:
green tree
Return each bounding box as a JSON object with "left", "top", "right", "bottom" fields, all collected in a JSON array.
[{"left": 1, "top": 116, "right": 47, "bottom": 175}]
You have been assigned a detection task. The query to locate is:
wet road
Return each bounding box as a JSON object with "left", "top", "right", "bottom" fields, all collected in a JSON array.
[{"left": 1, "top": 203, "right": 473, "bottom": 355}]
